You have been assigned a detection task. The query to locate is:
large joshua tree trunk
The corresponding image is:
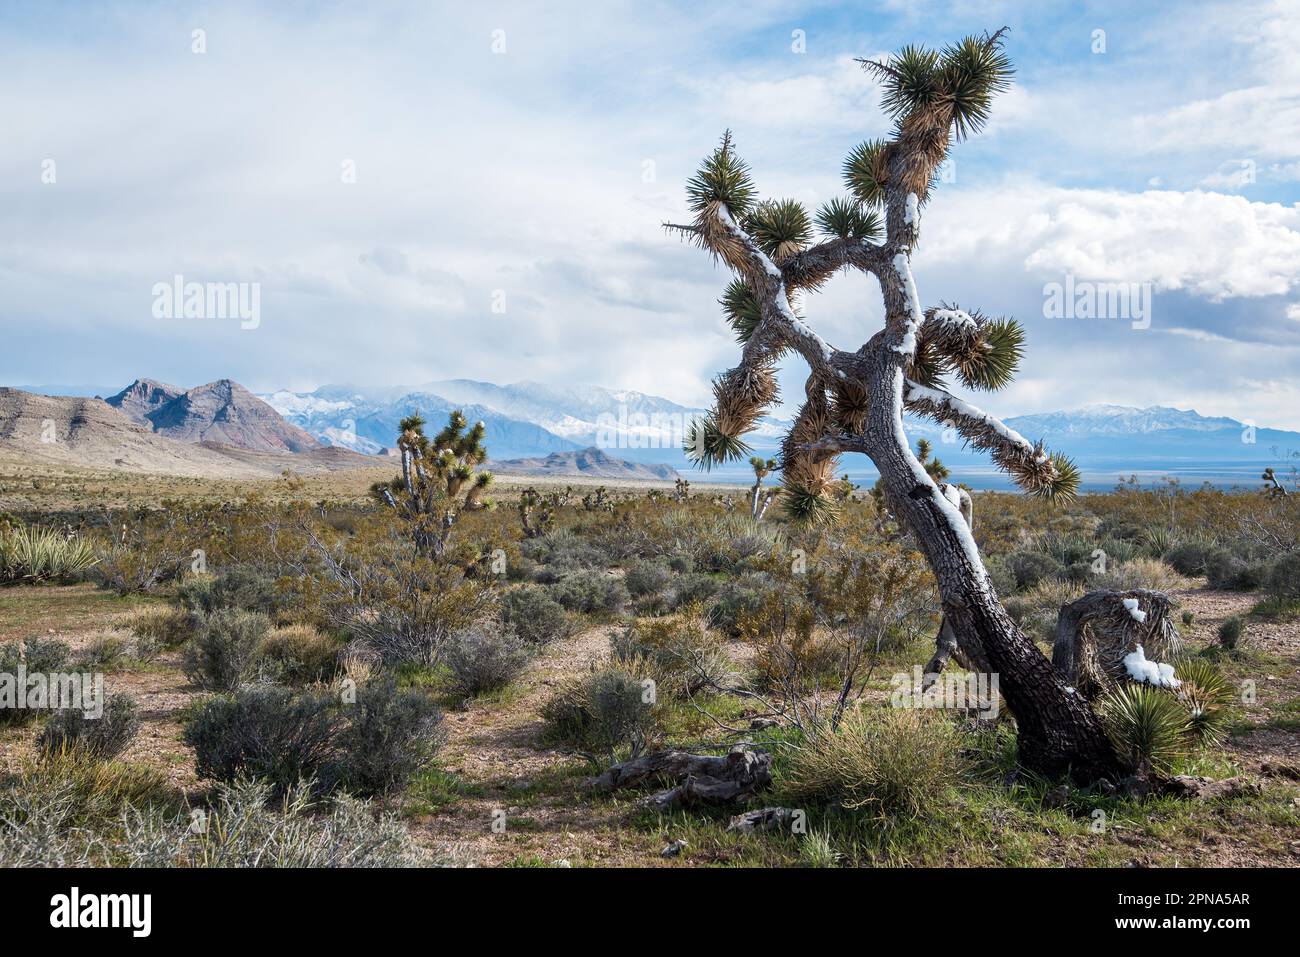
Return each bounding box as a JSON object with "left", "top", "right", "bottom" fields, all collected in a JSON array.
[{"left": 668, "top": 29, "right": 1122, "bottom": 782}]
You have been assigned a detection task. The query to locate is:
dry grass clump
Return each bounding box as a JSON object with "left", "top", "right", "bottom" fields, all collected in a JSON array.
[{"left": 782, "top": 707, "right": 963, "bottom": 820}]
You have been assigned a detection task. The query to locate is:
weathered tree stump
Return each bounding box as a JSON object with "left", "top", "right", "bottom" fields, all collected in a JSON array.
[
  {"left": 1052, "top": 589, "right": 1180, "bottom": 699},
  {"left": 588, "top": 745, "right": 772, "bottom": 811}
]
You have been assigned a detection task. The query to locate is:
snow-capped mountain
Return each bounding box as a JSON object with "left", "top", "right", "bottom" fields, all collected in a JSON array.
[{"left": 259, "top": 381, "right": 1300, "bottom": 490}]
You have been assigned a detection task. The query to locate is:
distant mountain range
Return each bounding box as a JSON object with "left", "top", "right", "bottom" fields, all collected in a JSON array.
[
  {"left": 261, "top": 381, "right": 1300, "bottom": 490},
  {"left": 5, "top": 376, "right": 1297, "bottom": 489}
]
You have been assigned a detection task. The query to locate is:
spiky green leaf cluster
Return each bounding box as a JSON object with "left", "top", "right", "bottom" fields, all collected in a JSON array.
[
  {"left": 842, "top": 140, "right": 890, "bottom": 207},
  {"left": 863, "top": 30, "right": 1013, "bottom": 142},
  {"left": 1028, "top": 451, "right": 1080, "bottom": 502},
  {"left": 720, "top": 279, "right": 762, "bottom": 343},
  {"left": 745, "top": 199, "right": 812, "bottom": 260},
  {"left": 814, "top": 197, "right": 884, "bottom": 242},
  {"left": 686, "top": 131, "right": 757, "bottom": 217},
  {"left": 957, "top": 316, "right": 1024, "bottom": 390},
  {"left": 685, "top": 416, "right": 752, "bottom": 470},
  {"left": 780, "top": 480, "right": 839, "bottom": 525},
  {"left": 876, "top": 45, "right": 943, "bottom": 118},
  {"left": 1099, "top": 682, "right": 1190, "bottom": 777},
  {"left": 1173, "top": 657, "right": 1234, "bottom": 747},
  {"left": 941, "top": 32, "right": 1014, "bottom": 140}
]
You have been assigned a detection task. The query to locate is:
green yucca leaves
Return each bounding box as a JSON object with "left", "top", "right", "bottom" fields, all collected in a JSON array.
[
  {"left": 0, "top": 526, "right": 98, "bottom": 584},
  {"left": 860, "top": 31, "right": 1014, "bottom": 142},
  {"left": 1174, "top": 657, "right": 1234, "bottom": 747},
  {"left": 842, "top": 140, "right": 890, "bottom": 208},
  {"left": 940, "top": 32, "right": 1014, "bottom": 141},
  {"left": 814, "top": 197, "right": 883, "bottom": 242},
  {"left": 684, "top": 416, "right": 751, "bottom": 470},
  {"left": 1100, "top": 682, "right": 1190, "bottom": 777},
  {"left": 1033, "top": 452, "right": 1081, "bottom": 502},
  {"left": 686, "top": 131, "right": 757, "bottom": 217},
  {"left": 872, "top": 45, "right": 942, "bottom": 120},
  {"left": 720, "top": 279, "right": 762, "bottom": 343},
  {"left": 954, "top": 316, "right": 1024, "bottom": 391},
  {"left": 780, "top": 480, "right": 839, "bottom": 525},
  {"left": 745, "top": 199, "right": 812, "bottom": 261}
]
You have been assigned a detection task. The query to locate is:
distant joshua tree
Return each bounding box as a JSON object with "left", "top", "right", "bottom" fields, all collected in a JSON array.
[
  {"left": 372, "top": 411, "right": 493, "bottom": 557},
  {"left": 748, "top": 456, "right": 779, "bottom": 519},
  {"left": 667, "top": 29, "right": 1120, "bottom": 781}
]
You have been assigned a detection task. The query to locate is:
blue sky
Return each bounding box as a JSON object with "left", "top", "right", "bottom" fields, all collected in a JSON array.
[{"left": 2, "top": 0, "right": 1298, "bottom": 427}]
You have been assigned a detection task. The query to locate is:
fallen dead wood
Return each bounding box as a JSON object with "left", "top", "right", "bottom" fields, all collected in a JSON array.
[
  {"left": 1052, "top": 589, "right": 1180, "bottom": 698},
  {"left": 588, "top": 745, "right": 772, "bottom": 811}
]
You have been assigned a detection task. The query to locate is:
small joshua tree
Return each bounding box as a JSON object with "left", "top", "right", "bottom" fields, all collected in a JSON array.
[
  {"left": 748, "top": 456, "right": 779, "bottom": 519},
  {"left": 518, "top": 486, "right": 557, "bottom": 539},
  {"left": 1262, "top": 466, "right": 1288, "bottom": 497},
  {"left": 667, "top": 29, "right": 1120, "bottom": 781},
  {"left": 372, "top": 411, "right": 493, "bottom": 558}
]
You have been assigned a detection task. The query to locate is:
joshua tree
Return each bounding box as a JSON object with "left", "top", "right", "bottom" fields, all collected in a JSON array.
[
  {"left": 372, "top": 410, "right": 493, "bottom": 557},
  {"left": 668, "top": 29, "right": 1120, "bottom": 781},
  {"left": 1262, "top": 466, "right": 1289, "bottom": 497},
  {"left": 748, "top": 456, "right": 779, "bottom": 519},
  {"left": 518, "top": 486, "right": 558, "bottom": 538}
]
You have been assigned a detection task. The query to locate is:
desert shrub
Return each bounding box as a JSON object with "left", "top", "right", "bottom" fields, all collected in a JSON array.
[
  {"left": 0, "top": 769, "right": 421, "bottom": 867},
  {"left": 1001, "top": 578, "right": 1085, "bottom": 644},
  {"left": 1006, "top": 550, "right": 1061, "bottom": 590},
  {"left": 92, "top": 542, "right": 184, "bottom": 595},
  {"left": 182, "top": 608, "right": 270, "bottom": 691},
  {"left": 0, "top": 525, "right": 97, "bottom": 584},
  {"left": 708, "top": 571, "right": 782, "bottom": 638},
  {"left": 1266, "top": 551, "right": 1300, "bottom": 606},
  {"left": 320, "top": 547, "right": 494, "bottom": 667},
  {"left": 1181, "top": 609, "right": 1195, "bottom": 627},
  {"left": 38, "top": 693, "right": 140, "bottom": 761},
  {"left": 1099, "top": 683, "right": 1190, "bottom": 776},
  {"left": 1166, "top": 541, "right": 1217, "bottom": 577},
  {"left": 541, "top": 666, "right": 658, "bottom": 758},
  {"left": 1204, "top": 551, "right": 1269, "bottom": 591},
  {"left": 72, "top": 630, "right": 132, "bottom": 669},
  {"left": 498, "top": 585, "right": 571, "bottom": 646},
  {"left": 260, "top": 624, "right": 342, "bottom": 685},
  {"left": 442, "top": 625, "right": 532, "bottom": 697},
  {"left": 781, "top": 708, "right": 963, "bottom": 820},
  {"left": 0, "top": 637, "right": 71, "bottom": 726},
  {"left": 624, "top": 560, "right": 672, "bottom": 598},
  {"left": 183, "top": 686, "right": 340, "bottom": 797},
  {"left": 336, "top": 677, "right": 445, "bottom": 796},
  {"left": 1217, "top": 615, "right": 1244, "bottom": 650},
  {"left": 611, "top": 612, "right": 732, "bottom": 699},
  {"left": 670, "top": 572, "right": 719, "bottom": 610},
  {"left": 546, "top": 570, "right": 628, "bottom": 614},
  {"left": 166, "top": 780, "right": 423, "bottom": 867},
  {"left": 1174, "top": 657, "right": 1233, "bottom": 747},
  {"left": 0, "top": 749, "right": 172, "bottom": 864},
  {"left": 667, "top": 553, "right": 694, "bottom": 574},
  {"left": 1096, "top": 557, "right": 1187, "bottom": 593},
  {"left": 126, "top": 604, "right": 192, "bottom": 649},
  {"left": 180, "top": 565, "right": 280, "bottom": 618}
]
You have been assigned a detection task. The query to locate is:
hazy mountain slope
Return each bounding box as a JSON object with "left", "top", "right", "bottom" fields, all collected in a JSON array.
[
  {"left": 104, "top": 378, "right": 185, "bottom": 424},
  {"left": 144, "top": 380, "right": 321, "bottom": 452},
  {"left": 490, "top": 447, "right": 680, "bottom": 480},
  {"left": 0, "top": 388, "right": 373, "bottom": 478}
]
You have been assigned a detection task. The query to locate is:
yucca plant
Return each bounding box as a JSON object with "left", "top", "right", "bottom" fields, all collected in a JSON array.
[
  {"left": 1174, "top": 657, "right": 1234, "bottom": 747},
  {"left": 0, "top": 525, "right": 97, "bottom": 584},
  {"left": 665, "top": 29, "right": 1119, "bottom": 780},
  {"left": 371, "top": 410, "right": 493, "bottom": 558},
  {"left": 1099, "top": 683, "right": 1191, "bottom": 778}
]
